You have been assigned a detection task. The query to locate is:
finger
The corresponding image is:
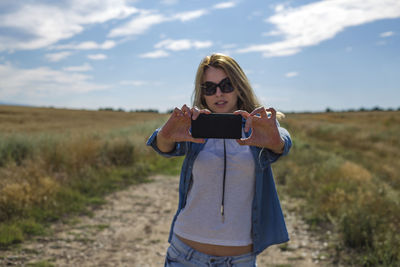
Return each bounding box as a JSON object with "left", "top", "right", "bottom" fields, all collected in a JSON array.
[
  {"left": 250, "top": 107, "right": 264, "bottom": 117},
  {"left": 192, "top": 107, "right": 211, "bottom": 120},
  {"left": 199, "top": 108, "right": 212, "bottom": 114},
  {"left": 173, "top": 107, "right": 183, "bottom": 117},
  {"left": 188, "top": 137, "right": 206, "bottom": 144},
  {"left": 265, "top": 107, "right": 276, "bottom": 119},
  {"left": 181, "top": 104, "right": 191, "bottom": 118},
  {"left": 234, "top": 110, "right": 250, "bottom": 118},
  {"left": 236, "top": 137, "right": 250, "bottom": 146},
  {"left": 196, "top": 109, "right": 212, "bottom": 118},
  {"left": 244, "top": 116, "right": 252, "bottom": 132},
  {"left": 181, "top": 104, "right": 190, "bottom": 114},
  {"left": 259, "top": 107, "right": 268, "bottom": 118},
  {"left": 192, "top": 106, "right": 200, "bottom": 120}
]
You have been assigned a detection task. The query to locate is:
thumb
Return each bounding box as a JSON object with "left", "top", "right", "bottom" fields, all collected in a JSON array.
[
  {"left": 189, "top": 137, "right": 205, "bottom": 144},
  {"left": 236, "top": 138, "right": 250, "bottom": 146}
]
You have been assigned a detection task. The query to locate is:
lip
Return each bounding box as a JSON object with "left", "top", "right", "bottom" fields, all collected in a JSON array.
[{"left": 215, "top": 100, "right": 227, "bottom": 106}]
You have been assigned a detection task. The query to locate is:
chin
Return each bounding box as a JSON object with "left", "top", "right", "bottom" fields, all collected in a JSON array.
[
  {"left": 209, "top": 103, "right": 237, "bottom": 113},
  {"left": 213, "top": 107, "right": 228, "bottom": 113}
]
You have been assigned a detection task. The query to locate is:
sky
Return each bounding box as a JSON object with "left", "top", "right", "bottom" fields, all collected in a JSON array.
[{"left": 0, "top": 0, "right": 399, "bottom": 113}]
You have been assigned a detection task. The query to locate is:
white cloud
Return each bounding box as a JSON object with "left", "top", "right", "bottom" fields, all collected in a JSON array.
[
  {"left": 213, "top": 2, "right": 237, "bottom": 9},
  {"left": 238, "top": 0, "right": 400, "bottom": 57},
  {"left": 45, "top": 51, "right": 73, "bottom": 62},
  {"left": 262, "top": 30, "right": 281, "bottom": 37},
  {"left": 0, "top": 63, "right": 108, "bottom": 100},
  {"left": 63, "top": 63, "right": 93, "bottom": 72},
  {"left": 193, "top": 41, "right": 213, "bottom": 49},
  {"left": 108, "top": 8, "right": 208, "bottom": 38},
  {"left": 161, "top": 0, "right": 179, "bottom": 5},
  {"left": 155, "top": 40, "right": 190, "bottom": 51},
  {"left": 108, "top": 12, "right": 167, "bottom": 37},
  {"left": 274, "top": 4, "right": 286, "bottom": 13},
  {"left": 139, "top": 38, "right": 212, "bottom": 58},
  {"left": 0, "top": 2, "right": 217, "bottom": 48},
  {"left": 173, "top": 9, "right": 208, "bottom": 22},
  {"left": 0, "top": 1, "right": 138, "bottom": 51},
  {"left": 120, "top": 80, "right": 148, "bottom": 86},
  {"left": 285, "top": 71, "right": 298, "bottom": 78},
  {"left": 139, "top": 50, "right": 169, "bottom": 58},
  {"left": 87, "top": 54, "right": 107, "bottom": 60},
  {"left": 53, "top": 40, "right": 116, "bottom": 50},
  {"left": 376, "top": 40, "right": 387, "bottom": 46},
  {"left": 380, "top": 31, "right": 394, "bottom": 38},
  {"left": 155, "top": 39, "right": 213, "bottom": 51},
  {"left": 120, "top": 80, "right": 163, "bottom": 86}
]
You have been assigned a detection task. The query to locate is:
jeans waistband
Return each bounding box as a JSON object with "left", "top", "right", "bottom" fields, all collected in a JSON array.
[{"left": 170, "top": 234, "right": 256, "bottom": 265}]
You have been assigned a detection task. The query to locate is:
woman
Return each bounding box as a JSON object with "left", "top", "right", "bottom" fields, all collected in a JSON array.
[{"left": 147, "top": 53, "right": 292, "bottom": 266}]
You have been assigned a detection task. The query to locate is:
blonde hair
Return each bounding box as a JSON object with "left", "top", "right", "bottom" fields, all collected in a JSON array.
[{"left": 192, "top": 53, "right": 284, "bottom": 118}]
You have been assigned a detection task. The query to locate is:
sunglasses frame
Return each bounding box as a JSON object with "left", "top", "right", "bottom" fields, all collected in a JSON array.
[{"left": 201, "top": 77, "right": 234, "bottom": 96}]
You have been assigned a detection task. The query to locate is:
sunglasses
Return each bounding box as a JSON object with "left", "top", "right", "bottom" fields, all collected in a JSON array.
[{"left": 201, "top": 77, "right": 234, "bottom": 96}]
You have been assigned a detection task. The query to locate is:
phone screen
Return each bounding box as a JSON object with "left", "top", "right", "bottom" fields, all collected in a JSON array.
[{"left": 191, "top": 113, "right": 242, "bottom": 139}]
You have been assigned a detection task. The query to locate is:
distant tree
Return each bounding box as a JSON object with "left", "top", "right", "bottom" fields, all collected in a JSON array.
[
  {"left": 325, "top": 107, "right": 333, "bottom": 113},
  {"left": 132, "top": 109, "right": 159, "bottom": 113},
  {"left": 372, "top": 106, "right": 383, "bottom": 111},
  {"left": 99, "top": 107, "right": 114, "bottom": 111}
]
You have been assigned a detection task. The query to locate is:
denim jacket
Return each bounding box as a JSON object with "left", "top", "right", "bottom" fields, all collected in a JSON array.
[{"left": 146, "top": 120, "right": 292, "bottom": 255}]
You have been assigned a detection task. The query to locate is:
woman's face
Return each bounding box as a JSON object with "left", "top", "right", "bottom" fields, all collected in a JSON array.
[{"left": 202, "top": 66, "right": 238, "bottom": 113}]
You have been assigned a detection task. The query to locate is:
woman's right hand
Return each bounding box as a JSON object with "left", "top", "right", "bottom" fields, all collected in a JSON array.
[{"left": 157, "top": 105, "right": 209, "bottom": 152}]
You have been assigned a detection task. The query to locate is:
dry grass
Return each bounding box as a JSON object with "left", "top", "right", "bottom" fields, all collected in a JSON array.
[
  {"left": 275, "top": 111, "right": 400, "bottom": 265},
  {"left": 0, "top": 105, "right": 175, "bottom": 247},
  {"left": 1, "top": 105, "right": 399, "bottom": 265},
  {"left": 281, "top": 111, "right": 400, "bottom": 189},
  {"left": 0, "top": 105, "right": 166, "bottom": 135}
]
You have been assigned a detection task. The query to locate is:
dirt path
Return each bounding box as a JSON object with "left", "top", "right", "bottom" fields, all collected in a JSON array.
[{"left": 0, "top": 175, "right": 332, "bottom": 266}]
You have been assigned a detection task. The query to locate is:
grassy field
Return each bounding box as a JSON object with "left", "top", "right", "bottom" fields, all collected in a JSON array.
[
  {"left": 275, "top": 111, "right": 400, "bottom": 266},
  {"left": 0, "top": 105, "right": 399, "bottom": 266},
  {"left": 0, "top": 105, "right": 182, "bottom": 248}
]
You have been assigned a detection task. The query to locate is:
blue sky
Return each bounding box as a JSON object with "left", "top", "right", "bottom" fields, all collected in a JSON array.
[{"left": 0, "top": 0, "right": 399, "bottom": 112}]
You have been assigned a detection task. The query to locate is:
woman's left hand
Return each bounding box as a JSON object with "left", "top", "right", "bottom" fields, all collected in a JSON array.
[{"left": 234, "top": 107, "right": 284, "bottom": 154}]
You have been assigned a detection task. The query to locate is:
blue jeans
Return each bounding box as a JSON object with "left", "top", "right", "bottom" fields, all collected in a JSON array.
[{"left": 165, "top": 234, "right": 257, "bottom": 267}]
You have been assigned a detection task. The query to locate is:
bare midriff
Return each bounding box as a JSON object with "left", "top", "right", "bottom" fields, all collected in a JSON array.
[{"left": 176, "top": 234, "right": 253, "bottom": 257}]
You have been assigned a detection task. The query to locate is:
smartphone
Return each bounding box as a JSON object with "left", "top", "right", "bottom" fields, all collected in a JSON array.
[{"left": 191, "top": 113, "right": 242, "bottom": 139}]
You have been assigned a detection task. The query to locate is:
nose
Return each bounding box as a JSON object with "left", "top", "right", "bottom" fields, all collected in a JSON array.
[{"left": 215, "top": 86, "right": 223, "bottom": 96}]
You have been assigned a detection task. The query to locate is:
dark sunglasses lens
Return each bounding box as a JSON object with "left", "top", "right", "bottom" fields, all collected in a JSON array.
[
  {"left": 202, "top": 78, "right": 234, "bottom": 95},
  {"left": 220, "top": 80, "right": 234, "bottom": 93},
  {"left": 202, "top": 83, "right": 217, "bottom": 96}
]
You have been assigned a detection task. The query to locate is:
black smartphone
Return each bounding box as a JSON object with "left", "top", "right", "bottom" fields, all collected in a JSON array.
[{"left": 191, "top": 113, "right": 242, "bottom": 139}]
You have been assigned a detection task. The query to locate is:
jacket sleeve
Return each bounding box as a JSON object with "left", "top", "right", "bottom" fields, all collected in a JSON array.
[
  {"left": 259, "top": 122, "right": 292, "bottom": 164},
  {"left": 146, "top": 128, "right": 187, "bottom": 157}
]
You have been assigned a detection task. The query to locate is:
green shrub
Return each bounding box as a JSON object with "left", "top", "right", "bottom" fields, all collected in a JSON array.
[
  {"left": 273, "top": 132, "right": 400, "bottom": 266},
  {"left": 0, "top": 223, "right": 24, "bottom": 247},
  {"left": 0, "top": 136, "right": 32, "bottom": 166},
  {"left": 101, "top": 139, "right": 135, "bottom": 166}
]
